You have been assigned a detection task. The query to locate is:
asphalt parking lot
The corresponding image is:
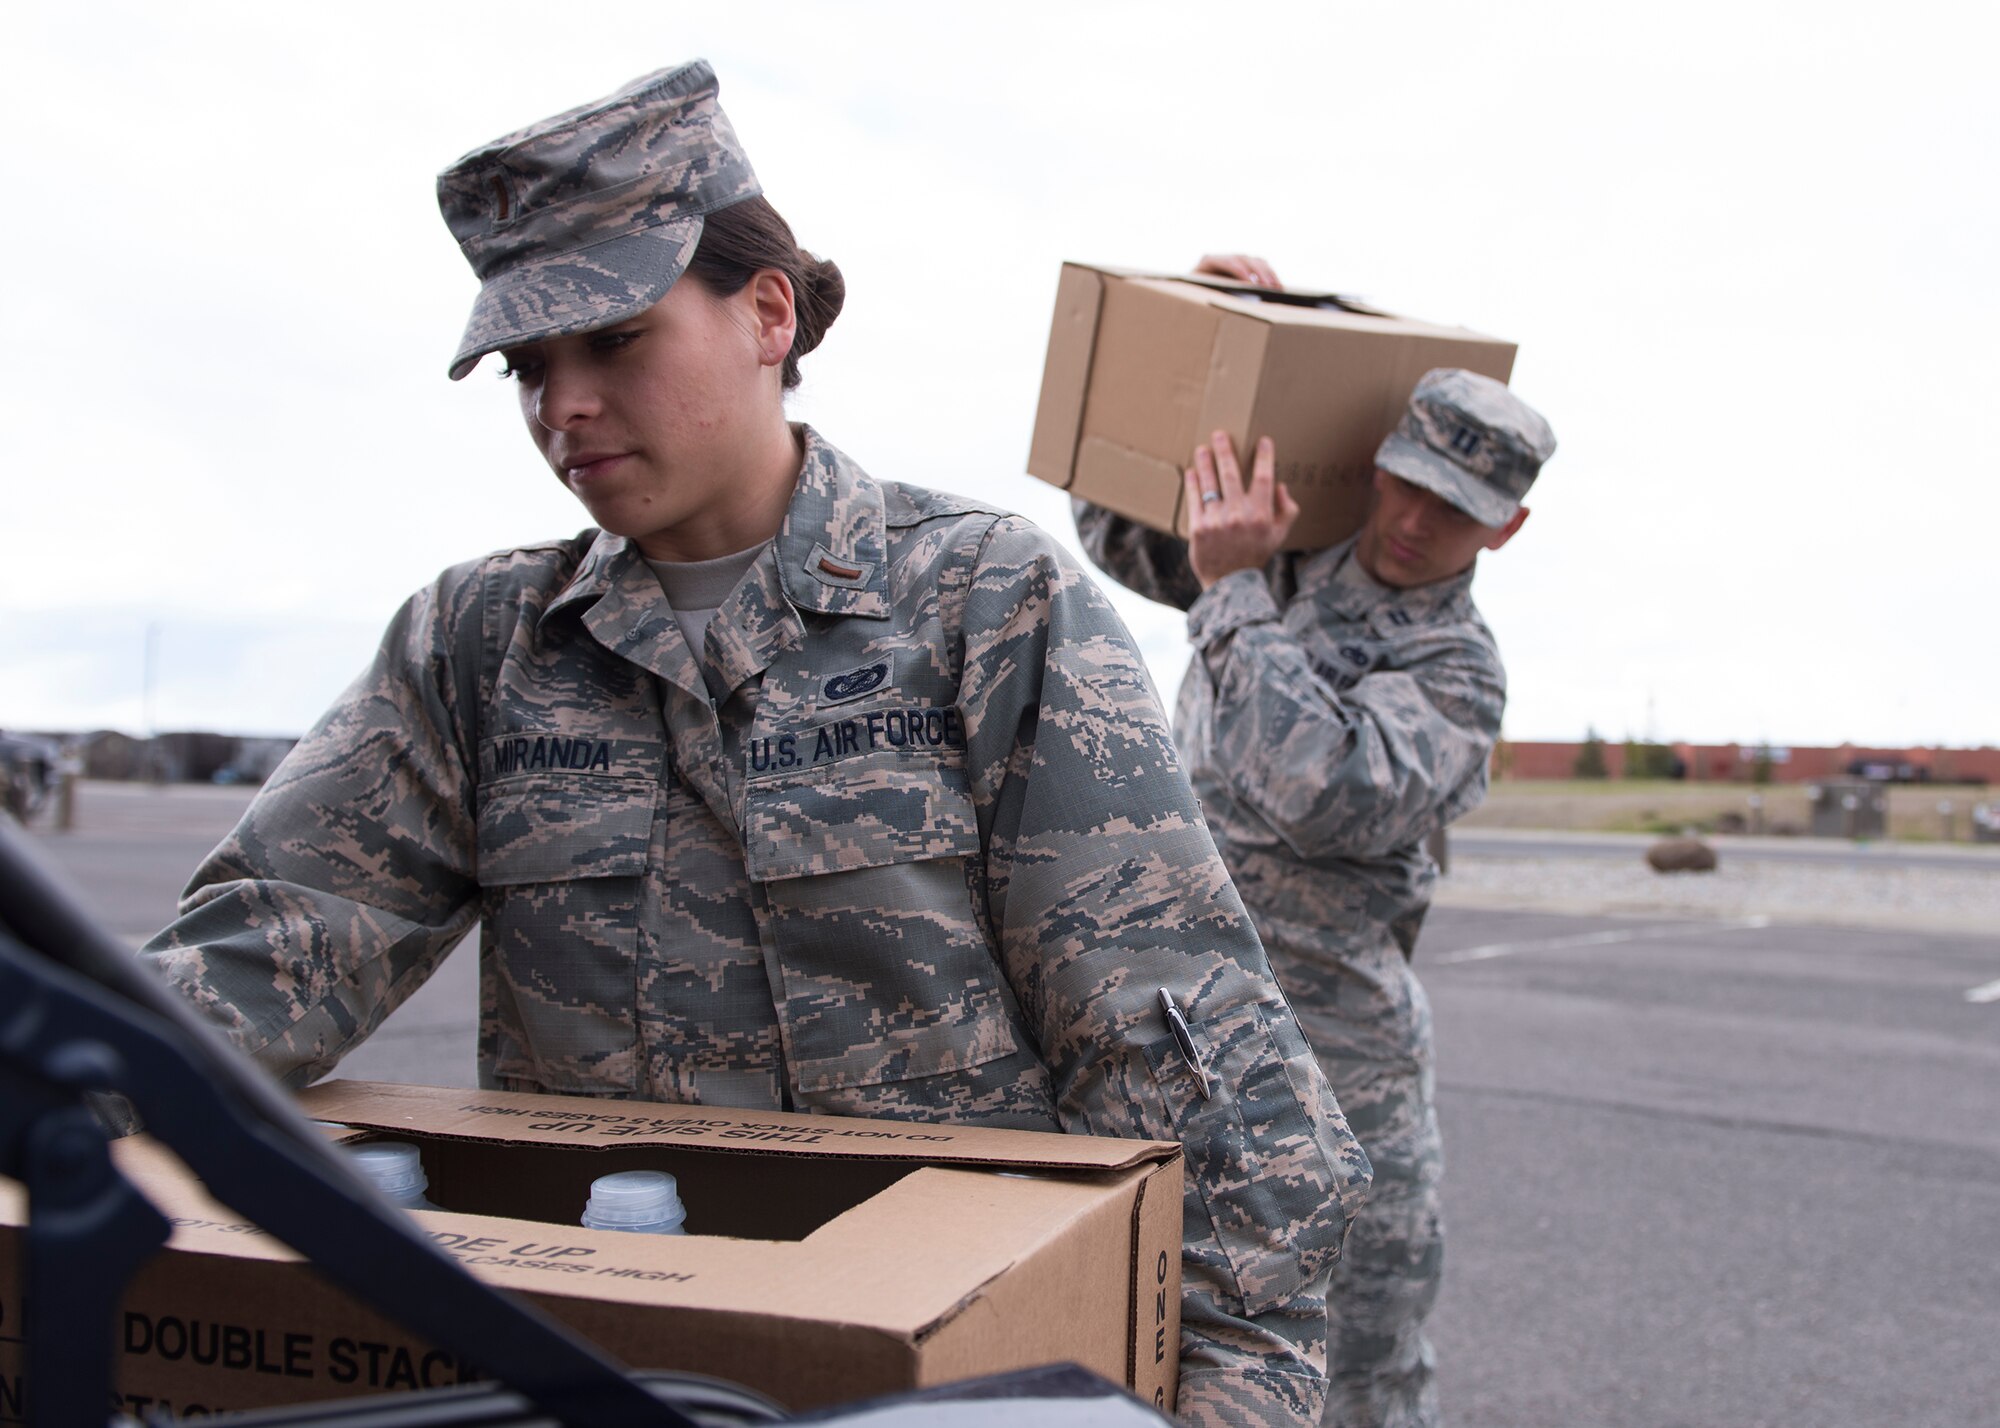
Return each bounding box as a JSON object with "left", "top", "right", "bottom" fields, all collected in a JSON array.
[
  {"left": 1420, "top": 903, "right": 1998, "bottom": 1428},
  {"left": 16, "top": 782, "right": 2000, "bottom": 1427}
]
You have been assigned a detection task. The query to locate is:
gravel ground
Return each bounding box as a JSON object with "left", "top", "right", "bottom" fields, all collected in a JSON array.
[{"left": 1438, "top": 847, "right": 2000, "bottom": 935}]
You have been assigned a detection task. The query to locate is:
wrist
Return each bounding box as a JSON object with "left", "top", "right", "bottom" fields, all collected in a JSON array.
[
  {"left": 1196, "top": 564, "right": 1248, "bottom": 591},
  {"left": 1188, "top": 569, "right": 1279, "bottom": 649},
  {"left": 1192, "top": 552, "right": 1273, "bottom": 590}
]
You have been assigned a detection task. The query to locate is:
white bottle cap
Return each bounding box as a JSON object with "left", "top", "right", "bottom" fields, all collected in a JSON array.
[
  {"left": 582, "top": 1170, "right": 686, "bottom": 1231},
  {"left": 348, "top": 1141, "right": 429, "bottom": 1201}
]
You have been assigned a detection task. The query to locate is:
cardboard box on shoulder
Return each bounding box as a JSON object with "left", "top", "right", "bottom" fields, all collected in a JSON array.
[
  {"left": 1028, "top": 262, "right": 1517, "bottom": 550},
  {"left": 0, "top": 1080, "right": 1184, "bottom": 1421}
]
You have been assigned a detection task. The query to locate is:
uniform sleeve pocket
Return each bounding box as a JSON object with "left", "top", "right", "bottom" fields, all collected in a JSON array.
[
  {"left": 476, "top": 776, "right": 656, "bottom": 885},
  {"left": 1145, "top": 1001, "right": 1349, "bottom": 1315}
]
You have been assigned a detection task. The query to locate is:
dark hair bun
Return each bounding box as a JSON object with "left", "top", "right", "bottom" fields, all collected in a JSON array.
[{"left": 792, "top": 256, "right": 845, "bottom": 359}]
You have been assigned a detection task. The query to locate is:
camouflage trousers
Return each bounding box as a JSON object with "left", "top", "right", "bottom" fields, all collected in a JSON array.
[{"left": 1275, "top": 944, "right": 1444, "bottom": 1428}]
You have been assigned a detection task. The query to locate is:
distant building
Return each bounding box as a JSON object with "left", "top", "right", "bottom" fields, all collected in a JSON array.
[
  {"left": 66, "top": 730, "right": 299, "bottom": 784},
  {"left": 150, "top": 731, "right": 240, "bottom": 784},
  {"left": 78, "top": 730, "right": 146, "bottom": 780},
  {"left": 1498, "top": 741, "right": 2000, "bottom": 785}
]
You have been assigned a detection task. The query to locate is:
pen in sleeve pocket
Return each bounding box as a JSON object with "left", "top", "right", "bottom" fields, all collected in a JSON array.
[{"left": 1158, "top": 988, "right": 1213, "bottom": 1100}]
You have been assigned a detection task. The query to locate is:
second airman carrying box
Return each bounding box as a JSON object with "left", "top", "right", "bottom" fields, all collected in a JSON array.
[
  {"left": 1028, "top": 262, "right": 1518, "bottom": 549},
  {"left": 0, "top": 1079, "right": 1184, "bottom": 1420}
]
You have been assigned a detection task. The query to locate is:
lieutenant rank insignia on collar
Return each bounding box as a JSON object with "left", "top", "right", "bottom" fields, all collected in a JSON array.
[{"left": 806, "top": 541, "right": 875, "bottom": 590}]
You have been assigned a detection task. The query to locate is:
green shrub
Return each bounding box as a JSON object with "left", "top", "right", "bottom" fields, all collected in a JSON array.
[{"left": 1624, "top": 740, "right": 1679, "bottom": 780}]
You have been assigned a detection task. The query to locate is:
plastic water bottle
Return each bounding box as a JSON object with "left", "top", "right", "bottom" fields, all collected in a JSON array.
[
  {"left": 582, "top": 1170, "right": 687, "bottom": 1235},
  {"left": 347, "top": 1140, "right": 441, "bottom": 1211}
]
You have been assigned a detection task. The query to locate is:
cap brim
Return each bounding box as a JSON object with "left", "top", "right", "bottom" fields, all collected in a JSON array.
[
  {"left": 1375, "top": 433, "right": 1518, "bottom": 528},
  {"left": 447, "top": 216, "right": 704, "bottom": 380}
]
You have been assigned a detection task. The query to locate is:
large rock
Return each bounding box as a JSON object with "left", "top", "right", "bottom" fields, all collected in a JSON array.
[{"left": 1646, "top": 837, "right": 1718, "bottom": 873}]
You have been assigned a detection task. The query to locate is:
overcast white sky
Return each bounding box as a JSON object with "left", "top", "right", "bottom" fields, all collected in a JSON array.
[{"left": 3, "top": 1, "right": 1994, "bottom": 749}]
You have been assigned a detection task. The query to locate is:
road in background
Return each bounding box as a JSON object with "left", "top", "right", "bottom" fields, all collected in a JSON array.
[
  {"left": 1455, "top": 826, "right": 2000, "bottom": 873},
  {"left": 17, "top": 783, "right": 2000, "bottom": 1426}
]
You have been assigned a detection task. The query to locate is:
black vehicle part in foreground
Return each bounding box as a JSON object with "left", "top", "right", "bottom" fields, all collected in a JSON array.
[{"left": 0, "top": 818, "right": 1169, "bottom": 1427}]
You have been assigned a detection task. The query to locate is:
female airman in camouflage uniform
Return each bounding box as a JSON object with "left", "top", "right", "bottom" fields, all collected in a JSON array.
[{"left": 140, "top": 64, "right": 1370, "bottom": 1427}]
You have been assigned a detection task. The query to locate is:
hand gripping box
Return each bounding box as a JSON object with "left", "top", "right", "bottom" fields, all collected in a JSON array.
[
  {"left": 0, "top": 1080, "right": 1184, "bottom": 1421},
  {"left": 1028, "top": 262, "right": 1517, "bottom": 550}
]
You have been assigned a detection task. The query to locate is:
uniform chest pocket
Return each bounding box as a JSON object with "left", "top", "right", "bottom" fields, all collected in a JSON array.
[
  {"left": 475, "top": 769, "right": 659, "bottom": 1094},
  {"left": 744, "top": 754, "right": 1025, "bottom": 1098}
]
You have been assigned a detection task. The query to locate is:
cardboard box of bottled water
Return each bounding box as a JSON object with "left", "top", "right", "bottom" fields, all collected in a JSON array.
[{"left": 0, "top": 1080, "right": 1183, "bottom": 1420}]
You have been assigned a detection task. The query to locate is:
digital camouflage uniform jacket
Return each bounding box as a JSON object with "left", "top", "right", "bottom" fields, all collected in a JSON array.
[
  {"left": 1072, "top": 505, "right": 1506, "bottom": 1018},
  {"left": 143, "top": 430, "right": 1373, "bottom": 1426}
]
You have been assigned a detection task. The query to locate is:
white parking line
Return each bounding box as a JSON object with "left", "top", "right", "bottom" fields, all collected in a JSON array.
[
  {"left": 1434, "top": 915, "right": 1772, "bottom": 965},
  {"left": 1965, "top": 978, "right": 2000, "bottom": 1005}
]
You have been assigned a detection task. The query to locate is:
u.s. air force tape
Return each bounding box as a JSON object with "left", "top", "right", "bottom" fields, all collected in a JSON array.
[{"left": 748, "top": 706, "right": 965, "bottom": 774}]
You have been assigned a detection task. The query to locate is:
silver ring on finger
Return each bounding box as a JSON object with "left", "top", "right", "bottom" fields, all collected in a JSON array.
[{"left": 1200, "top": 491, "right": 1222, "bottom": 504}]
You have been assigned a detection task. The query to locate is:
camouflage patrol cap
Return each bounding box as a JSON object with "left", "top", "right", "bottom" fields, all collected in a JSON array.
[
  {"left": 437, "top": 61, "right": 761, "bottom": 380},
  {"left": 1374, "top": 368, "right": 1557, "bottom": 527}
]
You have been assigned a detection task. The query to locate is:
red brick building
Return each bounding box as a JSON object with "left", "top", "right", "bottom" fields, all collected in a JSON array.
[{"left": 1498, "top": 741, "right": 2000, "bottom": 784}]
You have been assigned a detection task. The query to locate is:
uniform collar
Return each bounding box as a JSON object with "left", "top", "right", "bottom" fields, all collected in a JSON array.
[
  {"left": 543, "top": 425, "right": 890, "bottom": 629},
  {"left": 545, "top": 526, "right": 641, "bottom": 626},
  {"left": 548, "top": 534, "right": 705, "bottom": 694},
  {"left": 1295, "top": 534, "right": 1478, "bottom": 623},
  {"left": 773, "top": 426, "right": 891, "bottom": 621}
]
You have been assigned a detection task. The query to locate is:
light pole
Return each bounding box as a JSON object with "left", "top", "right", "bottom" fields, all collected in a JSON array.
[{"left": 143, "top": 621, "right": 162, "bottom": 784}]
